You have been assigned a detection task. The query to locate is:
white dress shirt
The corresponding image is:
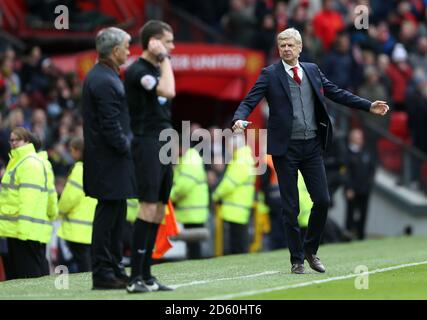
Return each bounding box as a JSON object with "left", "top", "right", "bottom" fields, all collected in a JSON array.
[{"left": 282, "top": 60, "right": 303, "bottom": 81}]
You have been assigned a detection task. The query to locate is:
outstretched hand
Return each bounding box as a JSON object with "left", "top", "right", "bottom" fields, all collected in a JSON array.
[
  {"left": 232, "top": 120, "right": 252, "bottom": 133},
  {"left": 370, "top": 101, "right": 389, "bottom": 116}
]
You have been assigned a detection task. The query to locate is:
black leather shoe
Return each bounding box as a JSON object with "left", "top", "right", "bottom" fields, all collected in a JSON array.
[
  {"left": 92, "top": 276, "right": 127, "bottom": 290},
  {"left": 305, "top": 253, "right": 326, "bottom": 273},
  {"left": 115, "top": 273, "right": 130, "bottom": 286},
  {"left": 291, "top": 263, "right": 305, "bottom": 274},
  {"left": 92, "top": 275, "right": 127, "bottom": 290}
]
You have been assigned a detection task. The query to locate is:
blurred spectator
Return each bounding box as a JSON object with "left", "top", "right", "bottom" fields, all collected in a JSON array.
[
  {"left": 300, "top": 22, "right": 323, "bottom": 64},
  {"left": 399, "top": 20, "right": 418, "bottom": 53},
  {"left": 312, "top": 0, "right": 345, "bottom": 51},
  {"left": 357, "top": 65, "right": 390, "bottom": 154},
  {"left": 31, "top": 109, "right": 52, "bottom": 149},
  {"left": 409, "top": 36, "right": 427, "bottom": 75},
  {"left": 0, "top": 113, "right": 10, "bottom": 163},
  {"left": 274, "top": 1, "right": 288, "bottom": 34},
  {"left": 252, "top": 11, "right": 276, "bottom": 62},
  {"left": 358, "top": 65, "right": 390, "bottom": 106},
  {"left": 56, "top": 76, "right": 75, "bottom": 110},
  {"left": 3, "top": 108, "right": 30, "bottom": 134},
  {"left": 368, "top": 22, "right": 397, "bottom": 55},
  {"left": 323, "top": 129, "right": 347, "bottom": 207},
  {"left": 344, "top": 128, "right": 376, "bottom": 240},
  {"left": 221, "top": 0, "right": 257, "bottom": 48},
  {"left": 287, "top": 0, "right": 321, "bottom": 20},
  {"left": 12, "top": 92, "right": 33, "bottom": 125},
  {"left": 288, "top": 2, "right": 309, "bottom": 32},
  {"left": 212, "top": 136, "right": 255, "bottom": 255},
  {"left": 386, "top": 43, "right": 413, "bottom": 111},
  {"left": 19, "top": 46, "right": 50, "bottom": 95},
  {"left": 388, "top": 0, "right": 419, "bottom": 39},
  {"left": 405, "top": 68, "right": 427, "bottom": 187},
  {"left": 322, "top": 32, "right": 362, "bottom": 91},
  {"left": 0, "top": 49, "right": 21, "bottom": 107}
]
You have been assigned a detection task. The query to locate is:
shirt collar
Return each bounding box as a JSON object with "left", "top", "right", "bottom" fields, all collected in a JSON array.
[
  {"left": 282, "top": 60, "right": 301, "bottom": 72},
  {"left": 98, "top": 58, "right": 120, "bottom": 74}
]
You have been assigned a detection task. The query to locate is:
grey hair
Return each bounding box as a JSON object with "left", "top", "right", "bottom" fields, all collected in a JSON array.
[
  {"left": 95, "top": 27, "right": 131, "bottom": 58},
  {"left": 277, "top": 28, "right": 302, "bottom": 44}
]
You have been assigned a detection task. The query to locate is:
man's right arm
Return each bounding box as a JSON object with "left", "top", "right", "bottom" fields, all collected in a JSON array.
[
  {"left": 232, "top": 68, "right": 269, "bottom": 128},
  {"left": 157, "top": 57, "right": 175, "bottom": 99}
]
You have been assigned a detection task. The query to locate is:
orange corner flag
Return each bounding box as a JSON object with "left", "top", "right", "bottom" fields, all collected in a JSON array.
[{"left": 152, "top": 200, "right": 180, "bottom": 259}]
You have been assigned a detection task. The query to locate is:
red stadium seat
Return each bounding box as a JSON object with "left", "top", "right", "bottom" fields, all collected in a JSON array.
[
  {"left": 0, "top": 257, "right": 5, "bottom": 281},
  {"left": 376, "top": 112, "right": 412, "bottom": 173},
  {"left": 389, "top": 111, "right": 410, "bottom": 140},
  {"left": 421, "top": 162, "right": 427, "bottom": 193},
  {"left": 377, "top": 138, "right": 403, "bottom": 173}
]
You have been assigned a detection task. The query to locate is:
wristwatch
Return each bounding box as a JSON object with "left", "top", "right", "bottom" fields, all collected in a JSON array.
[{"left": 157, "top": 53, "right": 171, "bottom": 62}]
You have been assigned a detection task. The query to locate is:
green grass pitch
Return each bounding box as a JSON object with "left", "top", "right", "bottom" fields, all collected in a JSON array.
[{"left": 0, "top": 236, "right": 426, "bottom": 300}]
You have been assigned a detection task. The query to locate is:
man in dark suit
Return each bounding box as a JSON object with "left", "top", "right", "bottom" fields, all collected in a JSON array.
[
  {"left": 82, "top": 27, "right": 137, "bottom": 289},
  {"left": 232, "top": 28, "right": 389, "bottom": 274}
]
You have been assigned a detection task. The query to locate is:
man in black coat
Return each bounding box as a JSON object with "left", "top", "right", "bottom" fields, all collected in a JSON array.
[{"left": 82, "top": 27, "right": 136, "bottom": 289}]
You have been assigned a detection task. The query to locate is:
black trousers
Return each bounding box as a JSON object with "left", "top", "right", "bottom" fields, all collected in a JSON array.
[
  {"left": 346, "top": 193, "right": 370, "bottom": 240},
  {"left": 183, "top": 223, "right": 204, "bottom": 259},
  {"left": 4, "top": 238, "right": 49, "bottom": 280},
  {"left": 224, "top": 221, "right": 249, "bottom": 255},
  {"left": 267, "top": 201, "right": 288, "bottom": 250},
  {"left": 67, "top": 241, "right": 91, "bottom": 273},
  {"left": 272, "top": 137, "right": 330, "bottom": 264},
  {"left": 91, "top": 199, "right": 127, "bottom": 280}
]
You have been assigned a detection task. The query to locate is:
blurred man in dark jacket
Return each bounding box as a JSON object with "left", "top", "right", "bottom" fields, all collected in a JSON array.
[{"left": 344, "top": 128, "right": 376, "bottom": 240}]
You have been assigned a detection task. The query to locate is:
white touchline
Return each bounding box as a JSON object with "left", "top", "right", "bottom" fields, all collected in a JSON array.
[
  {"left": 203, "top": 260, "right": 427, "bottom": 300},
  {"left": 170, "top": 271, "right": 280, "bottom": 289}
]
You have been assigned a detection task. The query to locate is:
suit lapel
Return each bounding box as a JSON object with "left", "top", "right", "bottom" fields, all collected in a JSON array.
[
  {"left": 300, "top": 62, "right": 323, "bottom": 102},
  {"left": 275, "top": 61, "right": 292, "bottom": 102}
]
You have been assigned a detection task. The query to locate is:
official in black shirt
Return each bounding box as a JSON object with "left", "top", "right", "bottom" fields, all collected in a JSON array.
[{"left": 124, "top": 20, "right": 175, "bottom": 293}]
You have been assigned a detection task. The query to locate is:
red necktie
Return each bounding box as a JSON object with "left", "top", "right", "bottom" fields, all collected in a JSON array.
[{"left": 291, "top": 66, "right": 301, "bottom": 85}]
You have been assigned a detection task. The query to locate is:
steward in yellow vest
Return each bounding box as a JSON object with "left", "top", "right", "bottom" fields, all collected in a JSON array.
[
  {"left": 212, "top": 140, "right": 255, "bottom": 254},
  {"left": 57, "top": 137, "right": 97, "bottom": 272},
  {"left": 0, "top": 128, "right": 51, "bottom": 279},
  {"left": 170, "top": 147, "right": 209, "bottom": 259}
]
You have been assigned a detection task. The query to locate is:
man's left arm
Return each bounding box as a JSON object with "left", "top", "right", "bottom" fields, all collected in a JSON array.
[{"left": 318, "top": 67, "right": 389, "bottom": 116}]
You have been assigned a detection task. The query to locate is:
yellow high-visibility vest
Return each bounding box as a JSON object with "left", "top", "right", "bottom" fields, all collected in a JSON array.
[
  {"left": 57, "top": 162, "right": 97, "bottom": 244},
  {"left": 126, "top": 198, "right": 139, "bottom": 223},
  {"left": 212, "top": 146, "right": 256, "bottom": 225},
  {"left": 38, "top": 151, "right": 59, "bottom": 243},
  {"left": 170, "top": 148, "right": 209, "bottom": 224},
  {"left": 0, "top": 143, "right": 52, "bottom": 243},
  {"left": 297, "top": 170, "right": 313, "bottom": 228}
]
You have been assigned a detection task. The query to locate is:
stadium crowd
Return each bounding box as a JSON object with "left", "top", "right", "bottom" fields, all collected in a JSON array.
[{"left": 175, "top": 0, "right": 427, "bottom": 159}]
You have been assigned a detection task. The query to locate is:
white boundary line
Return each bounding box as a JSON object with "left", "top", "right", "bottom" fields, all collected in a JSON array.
[
  {"left": 2, "top": 261, "right": 426, "bottom": 299},
  {"left": 170, "top": 271, "right": 280, "bottom": 289},
  {"left": 203, "top": 260, "right": 427, "bottom": 300}
]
